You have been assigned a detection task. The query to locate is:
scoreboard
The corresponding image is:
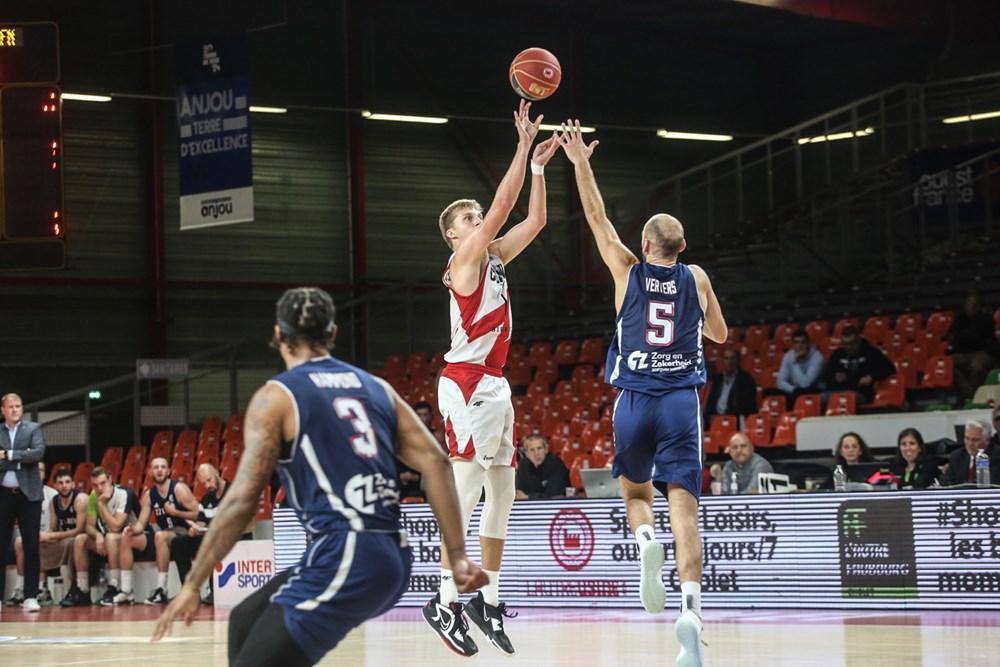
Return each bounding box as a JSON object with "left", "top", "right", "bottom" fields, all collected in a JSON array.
[{"left": 0, "top": 22, "right": 64, "bottom": 270}]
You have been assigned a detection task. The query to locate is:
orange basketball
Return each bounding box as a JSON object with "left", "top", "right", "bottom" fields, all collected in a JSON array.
[{"left": 509, "top": 47, "right": 561, "bottom": 101}]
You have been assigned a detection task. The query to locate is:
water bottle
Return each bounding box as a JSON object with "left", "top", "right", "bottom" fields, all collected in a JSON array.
[
  {"left": 975, "top": 450, "right": 991, "bottom": 488},
  {"left": 730, "top": 471, "right": 739, "bottom": 495},
  {"left": 833, "top": 465, "right": 847, "bottom": 492}
]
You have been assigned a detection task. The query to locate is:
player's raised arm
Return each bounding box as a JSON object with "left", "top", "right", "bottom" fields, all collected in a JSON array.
[
  {"left": 452, "top": 100, "right": 540, "bottom": 269},
  {"left": 489, "top": 134, "right": 561, "bottom": 265},
  {"left": 560, "top": 120, "right": 638, "bottom": 284},
  {"left": 689, "top": 264, "right": 728, "bottom": 344}
]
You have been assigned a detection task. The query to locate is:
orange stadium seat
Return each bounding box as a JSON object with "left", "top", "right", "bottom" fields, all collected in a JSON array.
[
  {"left": 864, "top": 375, "right": 906, "bottom": 409},
  {"left": 578, "top": 337, "right": 605, "bottom": 365},
  {"left": 772, "top": 323, "right": 798, "bottom": 350},
  {"left": 100, "top": 447, "right": 123, "bottom": 482},
  {"left": 707, "top": 415, "right": 739, "bottom": 453},
  {"left": 903, "top": 341, "right": 929, "bottom": 371},
  {"left": 793, "top": 393, "right": 822, "bottom": 417},
  {"left": 569, "top": 455, "right": 588, "bottom": 492},
  {"left": 428, "top": 351, "right": 446, "bottom": 371},
  {"left": 553, "top": 339, "right": 580, "bottom": 366},
  {"left": 170, "top": 458, "right": 193, "bottom": 485},
  {"left": 149, "top": 430, "right": 174, "bottom": 463},
  {"left": 508, "top": 343, "right": 526, "bottom": 361},
  {"left": 48, "top": 462, "right": 71, "bottom": 486},
  {"left": 571, "top": 364, "right": 594, "bottom": 388},
  {"left": 894, "top": 313, "right": 923, "bottom": 342},
  {"left": 925, "top": 311, "right": 954, "bottom": 339},
  {"left": 125, "top": 445, "right": 147, "bottom": 474},
  {"left": 760, "top": 395, "right": 786, "bottom": 423},
  {"left": 273, "top": 486, "right": 286, "bottom": 507},
  {"left": 805, "top": 320, "right": 830, "bottom": 346},
  {"left": 224, "top": 414, "right": 244, "bottom": 443},
  {"left": 920, "top": 330, "right": 948, "bottom": 357},
  {"left": 73, "top": 462, "right": 95, "bottom": 493},
  {"left": 743, "top": 325, "right": 769, "bottom": 355},
  {"left": 895, "top": 359, "right": 918, "bottom": 388},
  {"left": 256, "top": 485, "right": 272, "bottom": 520},
  {"left": 726, "top": 326, "right": 742, "bottom": 345},
  {"left": 825, "top": 391, "right": 857, "bottom": 416},
  {"left": 507, "top": 358, "right": 532, "bottom": 387},
  {"left": 862, "top": 316, "right": 892, "bottom": 346},
  {"left": 528, "top": 342, "right": 551, "bottom": 368},
  {"left": 771, "top": 411, "right": 804, "bottom": 447},
  {"left": 920, "top": 356, "right": 953, "bottom": 388},
  {"left": 199, "top": 416, "right": 222, "bottom": 444},
  {"left": 382, "top": 353, "right": 404, "bottom": 375},
  {"left": 535, "top": 359, "right": 558, "bottom": 384},
  {"left": 745, "top": 413, "right": 772, "bottom": 447}
]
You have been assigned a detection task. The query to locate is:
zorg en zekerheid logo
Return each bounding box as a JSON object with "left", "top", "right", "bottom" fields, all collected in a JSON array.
[
  {"left": 549, "top": 508, "right": 595, "bottom": 571},
  {"left": 838, "top": 498, "right": 917, "bottom": 599}
]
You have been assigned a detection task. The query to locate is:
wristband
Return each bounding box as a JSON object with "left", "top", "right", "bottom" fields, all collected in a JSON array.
[{"left": 530, "top": 162, "right": 544, "bottom": 176}]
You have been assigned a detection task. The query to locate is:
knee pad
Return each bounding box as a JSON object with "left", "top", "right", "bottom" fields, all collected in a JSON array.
[
  {"left": 479, "top": 466, "right": 515, "bottom": 539},
  {"left": 451, "top": 460, "right": 487, "bottom": 531}
]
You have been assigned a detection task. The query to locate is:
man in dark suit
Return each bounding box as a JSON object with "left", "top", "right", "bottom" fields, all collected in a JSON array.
[
  {"left": 941, "top": 418, "right": 1000, "bottom": 487},
  {"left": 0, "top": 393, "right": 46, "bottom": 612},
  {"left": 704, "top": 348, "right": 757, "bottom": 425}
]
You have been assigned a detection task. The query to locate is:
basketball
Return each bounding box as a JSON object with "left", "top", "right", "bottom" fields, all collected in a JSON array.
[{"left": 509, "top": 47, "right": 561, "bottom": 101}]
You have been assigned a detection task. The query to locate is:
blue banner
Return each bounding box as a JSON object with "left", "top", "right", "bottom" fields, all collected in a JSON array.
[{"left": 175, "top": 34, "right": 253, "bottom": 229}]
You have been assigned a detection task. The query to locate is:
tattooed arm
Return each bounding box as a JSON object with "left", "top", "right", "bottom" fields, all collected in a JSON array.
[{"left": 153, "top": 383, "right": 287, "bottom": 640}]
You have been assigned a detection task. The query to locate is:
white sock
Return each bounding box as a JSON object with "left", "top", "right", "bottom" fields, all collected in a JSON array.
[
  {"left": 439, "top": 569, "right": 458, "bottom": 605},
  {"left": 121, "top": 570, "right": 132, "bottom": 593},
  {"left": 77, "top": 572, "right": 89, "bottom": 593},
  {"left": 635, "top": 524, "right": 656, "bottom": 548},
  {"left": 681, "top": 581, "right": 702, "bottom": 617},
  {"left": 483, "top": 569, "right": 500, "bottom": 606},
  {"left": 16, "top": 575, "right": 24, "bottom": 590},
  {"left": 110, "top": 569, "right": 121, "bottom": 589},
  {"left": 157, "top": 572, "right": 168, "bottom": 590}
]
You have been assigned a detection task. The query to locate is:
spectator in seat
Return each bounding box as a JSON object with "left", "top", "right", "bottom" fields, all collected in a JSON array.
[
  {"left": 950, "top": 289, "right": 1000, "bottom": 400},
  {"left": 770, "top": 329, "right": 824, "bottom": 401},
  {"left": 834, "top": 432, "right": 876, "bottom": 468},
  {"left": 413, "top": 401, "right": 447, "bottom": 451},
  {"left": 721, "top": 432, "right": 773, "bottom": 495},
  {"left": 395, "top": 401, "right": 446, "bottom": 501},
  {"left": 822, "top": 326, "right": 894, "bottom": 405},
  {"left": 892, "top": 428, "right": 941, "bottom": 489},
  {"left": 515, "top": 434, "right": 570, "bottom": 500},
  {"left": 705, "top": 347, "right": 757, "bottom": 424},
  {"left": 941, "top": 418, "right": 1000, "bottom": 487}
]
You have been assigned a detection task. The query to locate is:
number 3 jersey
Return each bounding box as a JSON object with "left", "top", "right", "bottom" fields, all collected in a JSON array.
[
  {"left": 269, "top": 356, "right": 402, "bottom": 535},
  {"left": 605, "top": 262, "right": 707, "bottom": 395}
]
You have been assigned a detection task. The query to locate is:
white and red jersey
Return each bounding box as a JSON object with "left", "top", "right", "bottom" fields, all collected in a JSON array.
[{"left": 442, "top": 253, "right": 512, "bottom": 372}]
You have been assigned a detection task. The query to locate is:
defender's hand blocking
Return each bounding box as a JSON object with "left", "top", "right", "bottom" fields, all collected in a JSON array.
[
  {"left": 452, "top": 557, "right": 490, "bottom": 593},
  {"left": 514, "top": 99, "right": 544, "bottom": 148},
  {"left": 558, "top": 119, "right": 599, "bottom": 165},
  {"left": 532, "top": 134, "right": 561, "bottom": 167},
  {"left": 151, "top": 585, "right": 201, "bottom": 642}
]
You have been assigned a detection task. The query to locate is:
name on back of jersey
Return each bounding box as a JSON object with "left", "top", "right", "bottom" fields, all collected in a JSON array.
[
  {"left": 308, "top": 371, "right": 363, "bottom": 389},
  {"left": 645, "top": 277, "right": 677, "bottom": 295},
  {"left": 628, "top": 350, "right": 695, "bottom": 373}
]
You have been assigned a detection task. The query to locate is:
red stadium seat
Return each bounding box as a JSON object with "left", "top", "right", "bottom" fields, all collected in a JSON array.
[
  {"left": 149, "top": 430, "right": 174, "bottom": 463},
  {"left": 535, "top": 359, "right": 558, "bottom": 385},
  {"left": 895, "top": 313, "right": 923, "bottom": 342},
  {"left": 793, "top": 393, "right": 822, "bottom": 418},
  {"left": 726, "top": 326, "right": 743, "bottom": 345},
  {"left": 772, "top": 323, "right": 798, "bottom": 350},
  {"left": 825, "top": 391, "right": 857, "bottom": 416},
  {"left": 921, "top": 356, "right": 953, "bottom": 388},
  {"left": 72, "top": 462, "right": 95, "bottom": 493},
  {"left": 743, "top": 325, "right": 770, "bottom": 355},
  {"left": 862, "top": 316, "right": 892, "bottom": 347},
  {"left": 745, "top": 413, "right": 772, "bottom": 447},
  {"left": 771, "top": 411, "right": 804, "bottom": 447},
  {"left": 864, "top": 375, "right": 906, "bottom": 409},
  {"left": 528, "top": 342, "right": 551, "bottom": 369},
  {"left": 760, "top": 395, "right": 786, "bottom": 423},
  {"left": 124, "top": 445, "right": 147, "bottom": 475},
  {"left": 273, "top": 486, "right": 286, "bottom": 507},
  {"left": 903, "top": 341, "right": 929, "bottom": 371},
  {"left": 507, "top": 358, "right": 532, "bottom": 387},
  {"left": 382, "top": 353, "right": 404, "bottom": 375},
  {"left": 926, "top": 311, "right": 954, "bottom": 340},
  {"left": 806, "top": 320, "right": 830, "bottom": 346},
  {"left": 170, "top": 458, "right": 194, "bottom": 486},
  {"left": 553, "top": 339, "right": 580, "bottom": 366},
  {"left": 569, "top": 455, "right": 589, "bottom": 492},
  {"left": 578, "top": 337, "right": 605, "bottom": 365},
  {"left": 100, "top": 447, "right": 124, "bottom": 483},
  {"left": 256, "top": 485, "right": 272, "bottom": 520},
  {"left": 199, "top": 416, "right": 222, "bottom": 446},
  {"left": 48, "top": 462, "right": 72, "bottom": 486},
  {"left": 706, "top": 416, "right": 739, "bottom": 455},
  {"left": 428, "top": 351, "right": 446, "bottom": 372}
]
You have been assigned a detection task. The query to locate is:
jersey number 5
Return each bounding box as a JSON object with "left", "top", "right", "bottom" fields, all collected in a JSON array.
[
  {"left": 646, "top": 301, "right": 675, "bottom": 346},
  {"left": 334, "top": 398, "right": 378, "bottom": 458}
]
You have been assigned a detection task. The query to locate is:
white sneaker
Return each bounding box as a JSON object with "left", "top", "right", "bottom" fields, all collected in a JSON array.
[
  {"left": 112, "top": 590, "right": 134, "bottom": 605},
  {"left": 22, "top": 598, "right": 40, "bottom": 613},
  {"left": 638, "top": 539, "right": 666, "bottom": 614},
  {"left": 675, "top": 610, "right": 703, "bottom": 667}
]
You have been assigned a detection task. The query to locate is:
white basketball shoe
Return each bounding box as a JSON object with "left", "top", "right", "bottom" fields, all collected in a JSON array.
[
  {"left": 638, "top": 539, "right": 666, "bottom": 614},
  {"left": 675, "top": 609, "right": 703, "bottom": 667}
]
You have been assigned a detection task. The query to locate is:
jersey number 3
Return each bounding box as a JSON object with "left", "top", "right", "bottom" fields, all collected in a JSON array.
[
  {"left": 646, "top": 301, "right": 675, "bottom": 346},
  {"left": 334, "top": 398, "right": 378, "bottom": 458}
]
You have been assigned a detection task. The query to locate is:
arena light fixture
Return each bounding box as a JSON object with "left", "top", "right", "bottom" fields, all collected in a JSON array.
[
  {"left": 361, "top": 110, "right": 448, "bottom": 124},
  {"left": 540, "top": 123, "right": 596, "bottom": 134},
  {"left": 249, "top": 105, "right": 287, "bottom": 114},
  {"left": 942, "top": 110, "right": 1000, "bottom": 125},
  {"left": 656, "top": 129, "right": 733, "bottom": 142},
  {"left": 60, "top": 92, "right": 111, "bottom": 102},
  {"left": 797, "top": 127, "right": 874, "bottom": 145}
]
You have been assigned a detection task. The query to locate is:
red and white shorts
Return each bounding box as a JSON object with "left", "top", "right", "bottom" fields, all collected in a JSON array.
[{"left": 438, "top": 363, "right": 516, "bottom": 469}]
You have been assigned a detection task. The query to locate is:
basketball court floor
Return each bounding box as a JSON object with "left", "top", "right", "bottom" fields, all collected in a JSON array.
[{"left": 0, "top": 606, "right": 997, "bottom": 665}]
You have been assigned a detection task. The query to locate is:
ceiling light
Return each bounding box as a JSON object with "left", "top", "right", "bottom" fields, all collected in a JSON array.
[
  {"left": 797, "top": 127, "right": 874, "bottom": 145},
  {"left": 656, "top": 129, "right": 733, "bottom": 142},
  {"left": 361, "top": 110, "right": 448, "bottom": 124},
  {"left": 60, "top": 93, "right": 111, "bottom": 102},
  {"left": 249, "top": 105, "right": 287, "bottom": 114},
  {"left": 540, "top": 123, "right": 596, "bottom": 134},
  {"left": 942, "top": 110, "right": 1000, "bottom": 125}
]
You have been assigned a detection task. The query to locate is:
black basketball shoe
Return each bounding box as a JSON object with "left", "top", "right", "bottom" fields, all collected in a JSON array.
[
  {"left": 59, "top": 586, "right": 91, "bottom": 607},
  {"left": 422, "top": 593, "right": 478, "bottom": 657},
  {"left": 465, "top": 591, "right": 517, "bottom": 655}
]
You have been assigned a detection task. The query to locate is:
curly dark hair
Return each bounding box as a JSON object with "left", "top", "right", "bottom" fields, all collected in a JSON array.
[{"left": 272, "top": 287, "right": 337, "bottom": 351}]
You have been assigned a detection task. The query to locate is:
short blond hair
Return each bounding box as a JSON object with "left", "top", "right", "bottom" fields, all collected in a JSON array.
[
  {"left": 438, "top": 199, "right": 481, "bottom": 249},
  {"left": 1, "top": 393, "right": 22, "bottom": 407}
]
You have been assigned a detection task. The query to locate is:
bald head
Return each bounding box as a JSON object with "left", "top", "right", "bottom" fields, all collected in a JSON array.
[
  {"left": 642, "top": 214, "right": 686, "bottom": 260},
  {"left": 197, "top": 463, "right": 222, "bottom": 494}
]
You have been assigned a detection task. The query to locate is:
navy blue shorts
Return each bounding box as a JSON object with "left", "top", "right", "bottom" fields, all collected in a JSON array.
[
  {"left": 611, "top": 388, "right": 703, "bottom": 500},
  {"left": 132, "top": 528, "right": 156, "bottom": 562},
  {"left": 271, "top": 531, "right": 412, "bottom": 663}
]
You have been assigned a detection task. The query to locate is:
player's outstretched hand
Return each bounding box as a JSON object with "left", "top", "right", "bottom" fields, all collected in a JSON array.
[
  {"left": 532, "top": 133, "right": 562, "bottom": 167},
  {"left": 558, "top": 119, "right": 599, "bottom": 165},
  {"left": 514, "top": 99, "right": 543, "bottom": 149},
  {"left": 151, "top": 584, "right": 200, "bottom": 642},
  {"left": 452, "top": 557, "right": 490, "bottom": 594}
]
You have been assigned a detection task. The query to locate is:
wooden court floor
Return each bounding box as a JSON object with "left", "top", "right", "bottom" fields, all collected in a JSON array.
[{"left": 1, "top": 605, "right": 998, "bottom": 666}]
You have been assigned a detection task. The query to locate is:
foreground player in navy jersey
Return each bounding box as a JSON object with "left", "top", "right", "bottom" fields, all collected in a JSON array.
[
  {"left": 560, "top": 121, "right": 727, "bottom": 667},
  {"left": 152, "top": 287, "right": 487, "bottom": 666}
]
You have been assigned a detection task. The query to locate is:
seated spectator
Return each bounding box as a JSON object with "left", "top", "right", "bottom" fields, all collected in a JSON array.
[
  {"left": 941, "top": 418, "right": 1000, "bottom": 486},
  {"left": 950, "top": 289, "right": 1000, "bottom": 399},
  {"left": 892, "top": 428, "right": 941, "bottom": 489},
  {"left": 705, "top": 348, "right": 757, "bottom": 424},
  {"left": 413, "top": 401, "right": 447, "bottom": 451},
  {"left": 8, "top": 462, "right": 59, "bottom": 607},
  {"left": 721, "top": 432, "right": 773, "bottom": 495},
  {"left": 396, "top": 401, "right": 446, "bottom": 501},
  {"left": 515, "top": 435, "right": 570, "bottom": 500},
  {"left": 822, "top": 326, "right": 895, "bottom": 405},
  {"left": 834, "top": 432, "right": 876, "bottom": 468},
  {"left": 769, "top": 329, "right": 824, "bottom": 401}
]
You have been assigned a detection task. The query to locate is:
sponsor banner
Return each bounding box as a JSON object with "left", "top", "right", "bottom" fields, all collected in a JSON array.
[
  {"left": 908, "top": 143, "right": 999, "bottom": 220},
  {"left": 212, "top": 540, "right": 275, "bottom": 609},
  {"left": 273, "top": 490, "right": 1000, "bottom": 609},
  {"left": 175, "top": 34, "right": 253, "bottom": 230}
]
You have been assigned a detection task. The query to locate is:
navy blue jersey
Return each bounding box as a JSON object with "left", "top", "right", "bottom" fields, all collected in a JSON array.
[
  {"left": 150, "top": 480, "right": 188, "bottom": 531},
  {"left": 53, "top": 490, "right": 81, "bottom": 532},
  {"left": 605, "top": 262, "right": 707, "bottom": 394},
  {"left": 270, "top": 356, "right": 401, "bottom": 535}
]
